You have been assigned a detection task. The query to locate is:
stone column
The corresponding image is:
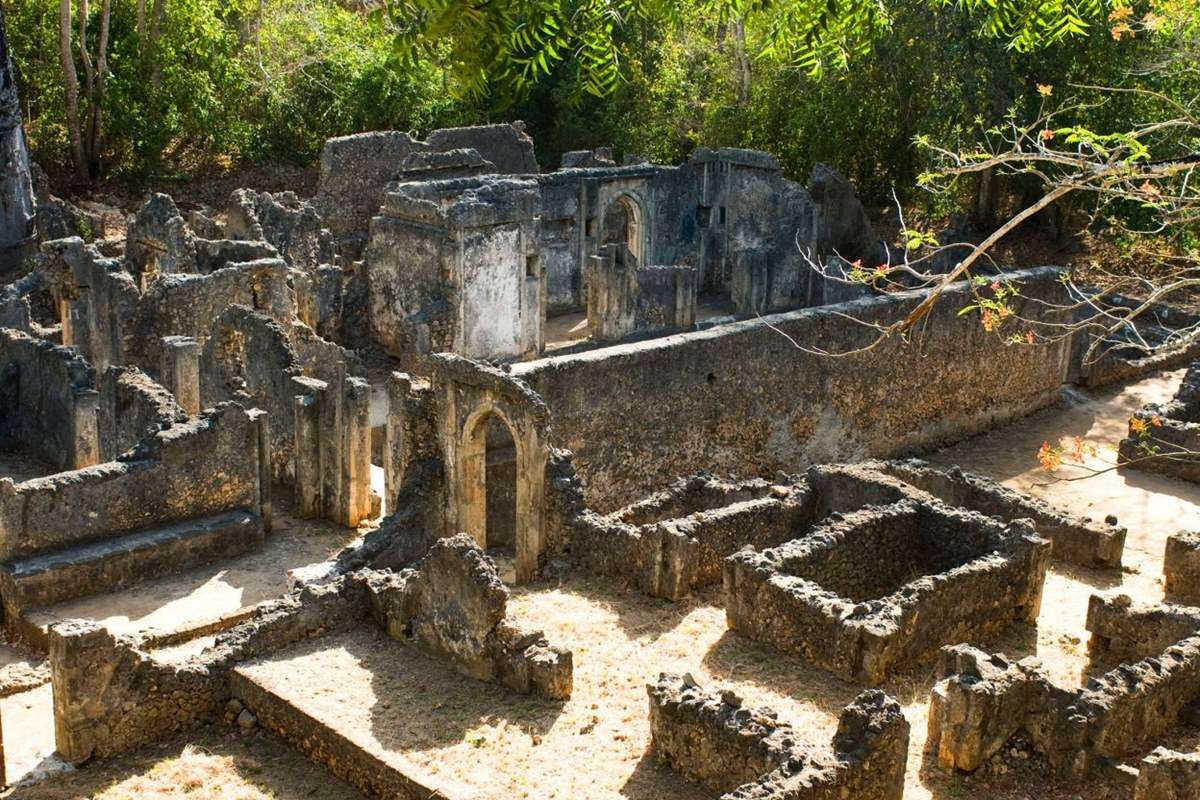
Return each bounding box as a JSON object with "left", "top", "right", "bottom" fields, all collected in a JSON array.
[
  {"left": 292, "top": 367, "right": 372, "bottom": 527},
  {"left": 384, "top": 371, "right": 412, "bottom": 513},
  {"left": 340, "top": 371, "right": 373, "bottom": 527},
  {"left": 292, "top": 376, "right": 325, "bottom": 520},
  {"left": 160, "top": 336, "right": 200, "bottom": 415},
  {"left": 49, "top": 619, "right": 113, "bottom": 764},
  {"left": 70, "top": 388, "right": 100, "bottom": 469},
  {"left": 248, "top": 408, "right": 272, "bottom": 534}
]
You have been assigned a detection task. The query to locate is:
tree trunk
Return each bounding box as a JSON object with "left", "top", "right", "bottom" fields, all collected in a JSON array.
[
  {"left": 731, "top": 19, "right": 751, "bottom": 106},
  {"left": 150, "top": 0, "right": 166, "bottom": 91},
  {"left": 0, "top": 3, "right": 38, "bottom": 272},
  {"left": 136, "top": 0, "right": 147, "bottom": 52},
  {"left": 58, "top": 0, "right": 88, "bottom": 182},
  {"left": 974, "top": 167, "right": 999, "bottom": 228},
  {"left": 86, "top": 0, "right": 111, "bottom": 176}
]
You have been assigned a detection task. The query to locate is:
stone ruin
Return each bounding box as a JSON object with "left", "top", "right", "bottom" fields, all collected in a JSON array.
[
  {"left": 647, "top": 673, "right": 908, "bottom": 799},
  {"left": 1119, "top": 359, "right": 1200, "bottom": 482},
  {"left": 1, "top": 121, "right": 1197, "bottom": 799}
]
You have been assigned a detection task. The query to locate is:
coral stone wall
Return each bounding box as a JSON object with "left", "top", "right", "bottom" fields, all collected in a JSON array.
[{"left": 514, "top": 266, "right": 1072, "bottom": 511}]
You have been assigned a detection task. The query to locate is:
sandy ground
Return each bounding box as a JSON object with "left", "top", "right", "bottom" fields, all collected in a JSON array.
[
  {"left": 2, "top": 725, "right": 363, "bottom": 800},
  {"left": 0, "top": 448, "right": 57, "bottom": 485},
  {"left": 0, "top": 636, "right": 47, "bottom": 698}
]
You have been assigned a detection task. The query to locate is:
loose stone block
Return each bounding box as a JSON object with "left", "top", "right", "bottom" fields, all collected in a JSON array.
[{"left": 1164, "top": 530, "right": 1200, "bottom": 604}]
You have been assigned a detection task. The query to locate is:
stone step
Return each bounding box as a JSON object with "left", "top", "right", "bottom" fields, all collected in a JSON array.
[{"left": 0, "top": 510, "right": 264, "bottom": 622}]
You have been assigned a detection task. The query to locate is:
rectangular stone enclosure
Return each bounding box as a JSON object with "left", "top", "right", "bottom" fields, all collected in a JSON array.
[{"left": 724, "top": 500, "right": 1050, "bottom": 685}]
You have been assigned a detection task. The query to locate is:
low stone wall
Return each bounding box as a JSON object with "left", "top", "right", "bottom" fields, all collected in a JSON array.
[
  {"left": 49, "top": 575, "right": 367, "bottom": 762},
  {"left": 362, "top": 535, "right": 572, "bottom": 699},
  {"left": 873, "top": 460, "right": 1126, "bottom": 568},
  {"left": 97, "top": 365, "right": 186, "bottom": 461},
  {"left": 724, "top": 501, "right": 1049, "bottom": 685},
  {"left": 1118, "top": 361, "right": 1200, "bottom": 482},
  {"left": 1086, "top": 592, "right": 1200, "bottom": 665},
  {"left": 1136, "top": 748, "right": 1200, "bottom": 800},
  {"left": 513, "top": 267, "right": 1072, "bottom": 512},
  {"left": 1074, "top": 292, "right": 1200, "bottom": 390},
  {"left": 0, "top": 327, "right": 97, "bottom": 470},
  {"left": 928, "top": 635, "right": 1200, "bottom": 778},
  {"left": 578, "top": 476, "right": 815, "bottom": 599},
  {"left": 647, "top": 672, "right": 908, "bottom": 799},
  {"left": 0, "top": 403, "right": 266, "bottom": 562},
  {"left": 614, "top": 473, "right": 782, "bottom": 526}
]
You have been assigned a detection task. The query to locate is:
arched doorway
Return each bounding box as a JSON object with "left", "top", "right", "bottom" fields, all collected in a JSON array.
[
  {"left": 459, "top": 408, "right": 522, "bottom": 582},
  {"left": 600, "top": 194, "right": 643, "bottom": 267}
]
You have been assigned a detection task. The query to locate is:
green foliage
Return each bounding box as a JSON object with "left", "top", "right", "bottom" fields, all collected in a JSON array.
[{"left": 8, "top": 0, "right": 462, "bottom": 181}]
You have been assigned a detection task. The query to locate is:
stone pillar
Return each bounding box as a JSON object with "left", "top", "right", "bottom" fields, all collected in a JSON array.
[
  {"left": 384, "top": 371, "right": 412, "bottom": 514},
  {"left": 341, "top": 372, "right": 373, "bottom": 527},
  {"left": 70, "top": 388, "right": 100, "bottom": 469},
  {"left": 292, "top": 376, "right": 325, "bottom": 520},
  {"left": 292, "top": 367, "right": 372, "bottom": 527},
  {"left": 160, "top": 335, "right": 201, "bottom": 415},
  {"left": 248, "top": 408, "right": 272, "bottom": 534},
  {"left": 48, "top": 619, "right": 113, "bottom": 764}
]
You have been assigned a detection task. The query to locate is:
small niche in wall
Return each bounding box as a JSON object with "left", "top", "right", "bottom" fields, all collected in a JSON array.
[
  {"left": 696, "top": 206, "right": 711, "bottom": 229},
  {"left": 526, "top": 254, "right": 540, "bottom": 278},
  {"left": 718, "top": 206, "right": 727, "bottom": 226},
  {"left": 585, "top": 219, "right": 594, "bottom": 237}
]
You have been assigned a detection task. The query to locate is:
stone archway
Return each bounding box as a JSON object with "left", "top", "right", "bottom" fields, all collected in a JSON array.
[
  {"left": 436, "top": 357, "right": 549, "bottom": 583},
  {"left": 600, "top": 194, "right": 644, "bottom": 267}
]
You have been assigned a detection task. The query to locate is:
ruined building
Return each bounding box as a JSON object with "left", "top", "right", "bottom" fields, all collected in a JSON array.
[{"left": 1, "top": 122, "right": 1198, "bottom": 800}]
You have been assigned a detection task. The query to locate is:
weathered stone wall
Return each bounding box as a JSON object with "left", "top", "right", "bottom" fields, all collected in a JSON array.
[
  {"left": 1119, "top": 361, "right": 1200, "bottom": 482},
  {"left": 226, "top": 189, "right": 334, "bottom": 271},
  {"left": 1165, "top": 530, "right": 1200, "bottom": 604},
  {"left": 50, "top": 575, "right": 367, "bottom": 763},
  {"left": 0, "top": 403, "right": 264, "bottom": 562},
  {"left": 873, "top": 459, "right": 1126, "bottom": 567},
  {"left": 648, "top": 672, "right": 908, "bottom": 799},
  {"left": 314, "top": 123, "right": 537, "bottom": 251},
  {"left": 928, "top": 636, "right": 1200, "bottom": 778},
  {"left": 724, "top": 502, "right": 1049, "bottom": 684},
  {"left": 127, "top": 258, "right": 296, "bottom": 369},
  {"left": 0, "top": 326, "right": 97, "bottom": 470},
  {"left": 1086, "top": 592, "right": 1200, "bottom": 666},
  {"left": 366, "top": 177, "right": 543, "bottom": 365},
  {"left": 362, "top": 534, "right": 572, "bottom": 699},
  {"left": 97, "top": 365, "right": 186, "bottom": 461},
  {"left": 513, "top": 267, "right": 1072, "bottom": 512},
  {"left": 425, "top": 123, "right": 539, "bottom": 175},
  {"left": 1136, "top": 748, "right": 1200, "bottom": 800}
]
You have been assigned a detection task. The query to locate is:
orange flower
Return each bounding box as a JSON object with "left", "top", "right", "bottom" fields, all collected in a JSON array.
[
  {"left": 1038, "top": 441, "right": 1063, "bottom": 471},
  {"left": 1040, "top": 129, "right": 1055, "bottom": 142},
  {"left": 1025, "top": 331, "right": 1035, "bottom": 344},
  {"left": 1036, "top": 84, "right": 1053, "bottom": 97}
]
